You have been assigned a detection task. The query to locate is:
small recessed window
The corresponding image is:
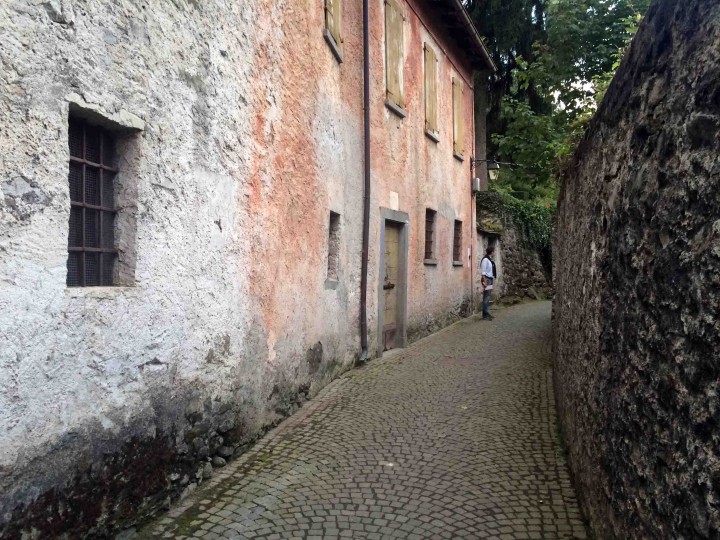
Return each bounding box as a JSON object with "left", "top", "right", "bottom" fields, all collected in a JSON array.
[
  {"left": 453, "top": 220, "right": 462, "bottom": 265},
  {"left": 424, "top": 209, "right": 436, "bottom": 263},
  {"left": 327, "top": 211, "right": 341, "bottom": 281},
  {"left": 67, "top": 118, "right": 117, "bottom": 286},
  {"left": 324, "top": 0, "right": 343, "bottom": 63}
]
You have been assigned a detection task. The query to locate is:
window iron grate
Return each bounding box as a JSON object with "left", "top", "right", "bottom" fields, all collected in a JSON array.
[{"left": 66, "top": 118, "right": 118, "bottom": 287}]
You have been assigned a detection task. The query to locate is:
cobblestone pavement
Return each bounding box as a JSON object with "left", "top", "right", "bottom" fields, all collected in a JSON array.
[{"left": 138, "top": 301, "right": 587, "bottom": 539}]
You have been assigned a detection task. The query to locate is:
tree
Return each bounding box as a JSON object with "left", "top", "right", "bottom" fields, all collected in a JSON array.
[{"left": 465, "top": 0, "right": 650, "bottom": 199}]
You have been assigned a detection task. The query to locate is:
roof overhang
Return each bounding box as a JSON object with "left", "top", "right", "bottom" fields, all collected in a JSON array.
[{"left": 428, "top": 0, "right": 496, "bottom": 72}]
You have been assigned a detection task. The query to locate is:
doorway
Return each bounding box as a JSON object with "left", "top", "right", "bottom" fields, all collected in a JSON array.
[{"left": 378, "top": 209, "right": 409, "bottom": 355}]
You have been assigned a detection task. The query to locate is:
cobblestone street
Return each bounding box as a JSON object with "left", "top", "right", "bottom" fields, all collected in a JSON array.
[{"left": 139, "top": 301, "right": 586, "bottom": 539}]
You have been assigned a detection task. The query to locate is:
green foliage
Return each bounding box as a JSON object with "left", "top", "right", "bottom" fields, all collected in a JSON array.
[
  {"left": 466, "top": 0, "right": 650, "bottom": 200},
  {"left": 490, "top": 98, "right": 565, "bottom": 199},
  {"left": 476, "top": 189, "right": 556, "bottom": 253}
]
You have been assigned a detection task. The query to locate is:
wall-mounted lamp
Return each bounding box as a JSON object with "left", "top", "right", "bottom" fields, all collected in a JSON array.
[
  {"left": 487, "top": 160, "right": 500, "bottom": 181},
  {"left": 471, "top": 158, "right": 501, "bottom": 181}
]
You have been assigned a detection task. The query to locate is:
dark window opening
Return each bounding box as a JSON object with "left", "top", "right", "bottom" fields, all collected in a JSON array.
[
  {"left": 424, "top": 209, "right": 436, "bottom": 260},
  {"left": 453, "top": 220, "right": 462, "bottom": 263},
  {"left": 327, "top": 211, "right": 341, "bottom": 281},
  {"left": 67, "top": 118, "right": 118, "bottom": 287}
]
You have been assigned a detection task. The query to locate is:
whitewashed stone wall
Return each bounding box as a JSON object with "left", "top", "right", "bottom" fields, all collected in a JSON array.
[{"left": 0, "top": 0, "right": 483, "bottom": 536}]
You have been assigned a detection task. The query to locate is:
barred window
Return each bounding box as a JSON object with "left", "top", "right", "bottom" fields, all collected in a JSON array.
[
  {"left": 453, "top": 220, "right": 462, "bottom": 264},
  {"left": 67, "top": 118, "right": 117, "bottom": 287},
  {"left": 424, "top": 209, "right": 436, "bottom": 260},
  {"left": 327, "top": 211, "right": 341, "bottom": 281}
]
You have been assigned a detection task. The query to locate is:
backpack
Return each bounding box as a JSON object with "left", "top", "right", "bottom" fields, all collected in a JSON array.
[{"left": 481, "top": 256, "right": 497, "bottom": 279}]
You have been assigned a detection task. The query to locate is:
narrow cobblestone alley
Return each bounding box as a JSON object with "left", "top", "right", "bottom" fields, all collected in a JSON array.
[{"left": 138, "top": 301, "right": 586, "bottom": 540}]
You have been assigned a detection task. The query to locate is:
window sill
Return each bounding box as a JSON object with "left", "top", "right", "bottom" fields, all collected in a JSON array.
[
  {"left": 66, "top": 285, "right": 138, "bottom": 299},
  {"left": 424, "top": 258, "right": 438, "bottom": 266},
  {"left": 385, "top": 99, "right": 407, "bottom": 119},
  {"left": 325, "top": 278, "right": 339, "bottom": 290},
  {"left": 453, "top": 152, "right": 465, "bottom": 162},
  {"left": 453, "top": 261, "right": 464, "bottom": 267},
  {"left": 323, "top": 30, "right": 343, "bottom": 64},
  {"left": 425, "top": 130, "right": 440, "bottom": 143}
]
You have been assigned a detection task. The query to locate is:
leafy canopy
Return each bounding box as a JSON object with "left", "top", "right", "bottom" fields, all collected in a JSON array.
[{"left": 465, "top": 0, "right": 650, "bottom": 199}]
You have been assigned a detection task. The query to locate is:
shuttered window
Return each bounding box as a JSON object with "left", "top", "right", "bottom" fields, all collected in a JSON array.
[
  {"left": 452, "top": 77, "right": 464, "bottom": 157},
  {"left": 385, "top": 0, "right": 404, "bottom": 109},
  {"left": 325, "top": 0, "right": 342, "bottom": 54},
  {"left": 424, "top": 43, "right": 438, "bottom": 136}
]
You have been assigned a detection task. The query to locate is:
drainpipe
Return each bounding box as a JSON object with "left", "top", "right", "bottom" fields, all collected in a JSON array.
[
  {"left": 359, "top": 0, "right": 371, "bottom": 363},
  {"left": 470, "top": 80, "right": 475, "bottom": 312}
]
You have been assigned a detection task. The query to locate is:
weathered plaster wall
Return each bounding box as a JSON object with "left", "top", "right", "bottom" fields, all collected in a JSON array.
[
  {"left": 0, "top": 0, "right": 365, "bottom": 536},
  {"left": 554, "top": 0, "right": 720, "bottom": 537},
  {"left": 366, "top": 0, "right": 476, "bottom": 345},
  {"left": 0, "top": 0, "right": 479, "bottom": 536}
]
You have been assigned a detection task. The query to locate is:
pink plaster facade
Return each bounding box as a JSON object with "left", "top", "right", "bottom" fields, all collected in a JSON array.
[
  {"left": 244, "top": 0, "right": 482, "bottom": 357},
  {"left": 0, "top": 0, "right": 489, "bottom": 535}
]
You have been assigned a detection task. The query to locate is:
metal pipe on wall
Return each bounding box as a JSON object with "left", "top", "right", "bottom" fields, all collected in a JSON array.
[{"left": 359, "top": 0, "right": 371, "bottom": 363}]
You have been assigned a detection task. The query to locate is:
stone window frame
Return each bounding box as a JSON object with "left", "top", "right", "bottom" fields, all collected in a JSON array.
[
  {"left": 65, "top": 94, "right": 144, "bottom": 290},
  {"left": 324, "top": 0, "right": 343, "bottom": 63}
]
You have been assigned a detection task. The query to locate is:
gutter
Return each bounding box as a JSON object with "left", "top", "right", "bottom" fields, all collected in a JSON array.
[{"left": 359, "top": 0, "right": 371, "bottom": 363}]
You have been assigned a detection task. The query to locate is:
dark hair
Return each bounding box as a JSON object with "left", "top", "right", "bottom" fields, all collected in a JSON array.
[{"left": 486, "top": 246, "right": 495, "bottom": 256}]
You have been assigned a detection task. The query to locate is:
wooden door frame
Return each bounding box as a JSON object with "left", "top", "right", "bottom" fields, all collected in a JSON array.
[{"left": 377, "top": 208, "right": 409, "bottom": 357}]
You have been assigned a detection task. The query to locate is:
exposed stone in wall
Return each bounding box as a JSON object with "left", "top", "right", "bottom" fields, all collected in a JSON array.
[
  {"left": 407, "top": 294, "right": 472, "bottom": 344},
  {"left": 554, "top": 0, "right": 720, "bottom": 537},
  {"left": 0, "top": 0, "right": 485, "bottom": 536},
  {"left": 476, "top": 222, "right": 552, "bottom": 306},
  {"left": 492, "top": 226, "right": 552, "bottom": 304}
]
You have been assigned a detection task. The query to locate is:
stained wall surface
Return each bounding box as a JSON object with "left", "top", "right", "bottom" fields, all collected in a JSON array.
[
  {"left": 0, "top": 0, "right": 481, "bottom": 536},
  {"left": 554, "top": 0, "right": 720, "bottom": 537}
]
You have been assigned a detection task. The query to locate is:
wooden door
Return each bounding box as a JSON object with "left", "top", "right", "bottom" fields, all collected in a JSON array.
[{"left": 383, "top": 222, "right": 401, "bottom": 350}]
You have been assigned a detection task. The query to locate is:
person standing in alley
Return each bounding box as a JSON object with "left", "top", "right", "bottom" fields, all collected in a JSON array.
[{"left": 481, "top": 246, "right": 497, "bottom": 320}]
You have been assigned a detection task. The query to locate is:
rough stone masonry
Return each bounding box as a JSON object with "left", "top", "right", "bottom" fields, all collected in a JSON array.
[{"left": 554, "top": 0, "right": 720, "bottom": 538}]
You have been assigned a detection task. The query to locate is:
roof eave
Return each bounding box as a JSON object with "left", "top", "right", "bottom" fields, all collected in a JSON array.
[{"left": 444, "top": 0, "right": 497, "bottom": 72}]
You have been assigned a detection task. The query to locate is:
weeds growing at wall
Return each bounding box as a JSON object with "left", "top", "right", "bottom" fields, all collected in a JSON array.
[{"left": 476, "top": 189, "right": 555, "bottom": 257}]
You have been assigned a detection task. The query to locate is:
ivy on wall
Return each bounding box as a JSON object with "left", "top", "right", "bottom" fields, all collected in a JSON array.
[{"left": 476, "top": 191, "right": 555, "bottom": 254}]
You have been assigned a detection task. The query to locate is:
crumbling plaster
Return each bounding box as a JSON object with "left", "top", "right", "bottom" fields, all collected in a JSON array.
[{"left": 0, "top": 0, "right": 480, "bottom": 535}]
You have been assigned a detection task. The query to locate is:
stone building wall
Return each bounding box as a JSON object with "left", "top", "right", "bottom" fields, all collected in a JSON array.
[
  {"left": 475, "top": 219, "right": 552, "bottom": 306},
  {"left": 554, "top": 0, "right": 720, "bottom": 537},
  {"left": 0, "top": 0, "right": 487, "bottom": 536},
  {"left": 477, "top": 226, "right": 551, "bottom": 304}
]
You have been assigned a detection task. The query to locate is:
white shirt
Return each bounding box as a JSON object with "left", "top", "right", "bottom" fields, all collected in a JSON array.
[{"left": 481, "top": 257, "right": 494, "bottom": 278}]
